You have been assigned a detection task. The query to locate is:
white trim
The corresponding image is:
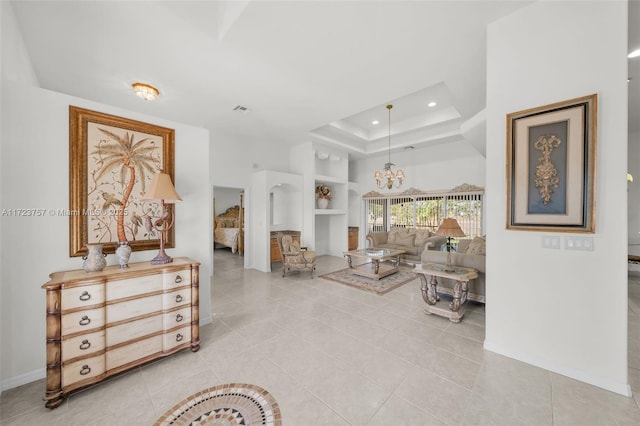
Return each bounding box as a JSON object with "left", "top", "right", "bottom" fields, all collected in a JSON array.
[
  {"left": 483, "top": 340, "right": 633, "bottom": 397},
  {"left": 1, "top": 368, "right": 45, "bottom": 392}
]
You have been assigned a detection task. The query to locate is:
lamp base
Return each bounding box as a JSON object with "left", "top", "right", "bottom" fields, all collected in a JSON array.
[{"left": 150, "top": 251, "right": 173, "bottom": 265}]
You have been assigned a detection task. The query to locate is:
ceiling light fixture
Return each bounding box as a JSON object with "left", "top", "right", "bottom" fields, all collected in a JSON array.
[
  {"left": 132, "top": 82, "right": 159, "bottom": 101},
  {"left": 629, "top": 49, "right": 640, "bottom": 58},
  {"left": 372, "top": 120, "right": 379, "bottom": 125},
  {"left": 374, "top": 104, "right": 405, "bottom": 190},
  {"left": 427, "top": 101, "right": 437, "bottom": 107}
]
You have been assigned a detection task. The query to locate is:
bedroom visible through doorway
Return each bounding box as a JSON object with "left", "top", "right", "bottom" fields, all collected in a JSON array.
[{"left": 213, "top": 186, "right": 245, "bottom": 256}]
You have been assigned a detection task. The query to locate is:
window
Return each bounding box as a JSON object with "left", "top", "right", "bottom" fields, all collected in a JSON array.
[{"left": 363, "top": 184, "right": 484, "bottom": 238}]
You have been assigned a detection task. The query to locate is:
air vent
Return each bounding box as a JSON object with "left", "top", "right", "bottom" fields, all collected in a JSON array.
[{"left": 233, "top": 105, "right": 250, "bottom": 112}]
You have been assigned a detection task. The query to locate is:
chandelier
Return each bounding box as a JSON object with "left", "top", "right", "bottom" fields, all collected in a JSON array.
[{"left": 375, "top": 104, "right": 405, "bottom": 190}]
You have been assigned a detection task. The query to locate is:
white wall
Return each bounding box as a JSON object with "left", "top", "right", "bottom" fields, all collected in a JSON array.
[
  {"left": 214, "top": 186, "right": 243, "bottom": 215},
  {"left": 629, "top": 129, "right": 640, "bottom": 248},
  {"left": 0, "top": 82, "right": 212, "bottom": 390},
  {"left": 486, "top": 1, "right": 629, "bottom": 395}
]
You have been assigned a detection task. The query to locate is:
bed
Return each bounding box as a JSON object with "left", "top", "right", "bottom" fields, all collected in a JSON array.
[{"left": 214, "top": 205, "right": 243, "bottom": 254}]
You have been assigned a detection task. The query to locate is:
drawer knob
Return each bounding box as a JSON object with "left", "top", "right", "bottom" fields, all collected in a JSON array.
[
  {"left": 176, "top": 333, "right": 184, "bottom": 342},
  {"left": 176, "top": 313, "right": 183, "bottom": 322},
  {"left": 79, "top": 291, "right": 91, "bottom": 301},
  {"left": 79, "top": 340, "right": 91, "bottom": 350},
  {"left": 175, "top": 294, "right": 183, "bottom": 303},
  {"left": 174, "top": 275, "right": 183, "bottom": 284},
  {"left": 80, "top": 365, "right": 91, "bottom": 375},
  {"left": 79, "top": 316, "right": 91, "bottom": 326}
]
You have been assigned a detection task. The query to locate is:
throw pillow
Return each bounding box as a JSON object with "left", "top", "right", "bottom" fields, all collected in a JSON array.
[
  {"left": 395, "top": 233, "right": 416, "bottom": 247},
  {"left": 388, "top": 228, "right": 403, "bottom": 243},
  {"left": 465, "top": 236, "right": 486, "bottom": 256},
  {"left": 414, "top": 230, "right": 431, "bottom": 247}
]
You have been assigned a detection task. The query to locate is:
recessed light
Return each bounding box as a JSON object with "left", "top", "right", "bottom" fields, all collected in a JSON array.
[
  {"left": 427, "top": 102, "right": 437, "bottom": 108},
  {"left": 629, "top": 49, "right": 640, "bottom": 59},
  {"left": 405, "top": 146, "right": 415, "bottom": 150},
  {"left": 372, "top": 120, "right": 379, "bottom": 125}
]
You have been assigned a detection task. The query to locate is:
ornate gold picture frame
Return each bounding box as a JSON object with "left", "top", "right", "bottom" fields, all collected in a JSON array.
[
  {"left": 506, "top": 94, "right": 597, "bottom": 233},
  {"left": 69, "top": 106, "right": 175, "bottom": 256}
]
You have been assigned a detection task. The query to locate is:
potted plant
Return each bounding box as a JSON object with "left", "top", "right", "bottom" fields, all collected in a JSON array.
[{"left": 315, "top": 184, "right": 332, "bottom": 209}]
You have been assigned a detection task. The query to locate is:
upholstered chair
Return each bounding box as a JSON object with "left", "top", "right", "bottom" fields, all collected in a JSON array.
[{"left": 276, "top": 233, "right": 317, "bottom": 278}]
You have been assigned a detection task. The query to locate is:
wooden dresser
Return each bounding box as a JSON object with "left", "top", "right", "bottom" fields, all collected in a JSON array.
[
  {"left": 348, "top": 227, "right": 359, "bottom": 251},
  {"left": 41, "top": 257, "right": 200, "bottom": 408},
  {"left": 269, "top": 230, "right": 300, "bottom": 264}
]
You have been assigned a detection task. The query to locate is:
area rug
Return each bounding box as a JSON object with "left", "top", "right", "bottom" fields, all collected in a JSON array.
[
  {"left": 319, "top": 266, "right": 418, "bottom": 295},
  {"left": 155, "top": 383, "right": 281, "bottom": 426}
]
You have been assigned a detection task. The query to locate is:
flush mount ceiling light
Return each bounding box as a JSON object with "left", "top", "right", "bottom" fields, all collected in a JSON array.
[
  {"left": 629, "top": 49, "right": 640, "bottom": 59},
  {"left": 374, "top": 104, "right": 405, "bottom": 190},
  {"left": 132, "top": 82, "right": 159, "bottom": 101},
  {"left": 372, "top": 120, "right": 379, "bottom": 125},
  {"left": 427, "top": 101, "right": 437, "bottom": 107}
]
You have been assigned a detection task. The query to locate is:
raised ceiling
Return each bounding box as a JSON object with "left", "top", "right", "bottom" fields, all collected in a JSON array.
[{"left": 9, "top": 1, "right": 638, "bottom": 159}]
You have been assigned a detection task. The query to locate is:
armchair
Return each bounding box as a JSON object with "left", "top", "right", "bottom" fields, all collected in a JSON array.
[{"left": 276, "top": 233, "right": 317, "bottom": 278}]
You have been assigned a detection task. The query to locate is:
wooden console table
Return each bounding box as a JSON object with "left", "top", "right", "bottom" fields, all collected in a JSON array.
[
  {"left": 41, "top": 257, "right": 200, "bottom": 408},
  {"left": 414, "top": 263, "right": 478, "bottom": 323}
]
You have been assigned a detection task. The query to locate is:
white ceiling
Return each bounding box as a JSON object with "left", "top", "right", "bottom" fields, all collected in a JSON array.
[{"left": 9, "top": 0, "right": 639, "bottom": 160}]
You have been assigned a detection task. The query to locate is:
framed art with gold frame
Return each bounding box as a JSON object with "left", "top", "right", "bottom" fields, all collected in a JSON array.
[
  {"left": 69, "top": 106, "right": 175, "bottom": 256},
  {"left": 506, "top": 94, "right": 597, "bottom": 233}
]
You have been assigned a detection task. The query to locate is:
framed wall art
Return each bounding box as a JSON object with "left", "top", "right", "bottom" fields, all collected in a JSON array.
[
  {"left": 69, "top": 106, "right": 175, "bottom": 256},
  {"left": 506, "top": 94, "right": 597, "bottom": 233}
]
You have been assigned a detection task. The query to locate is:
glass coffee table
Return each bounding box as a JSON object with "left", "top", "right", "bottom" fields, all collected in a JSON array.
[{"left": 343, "top": 248, "right": 406, "bottom": 280}]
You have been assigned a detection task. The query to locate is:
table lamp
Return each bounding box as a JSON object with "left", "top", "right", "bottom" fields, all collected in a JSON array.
[
  {"left": 435, "top": 218, "right": 465, "bottom": 271},
  {"left": 143, "top": 173, "right": 182, "bottom": 264}
]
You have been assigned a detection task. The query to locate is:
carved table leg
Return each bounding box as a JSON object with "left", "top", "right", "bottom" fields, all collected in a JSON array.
[
  {"left": 372, "top": 259, "right": 380, "bottom": 275},
  {"left": 345, "top": 255, "right": 353, "bottom": 269},
  {"left": 393, "top": 254, "right": 401, "bottom": 267},
  {"left": 419, "top": 274, "right": 439, "bottom": 305},
  {"left": 449, "top": 280, "right": 469, "bottom": 313}
]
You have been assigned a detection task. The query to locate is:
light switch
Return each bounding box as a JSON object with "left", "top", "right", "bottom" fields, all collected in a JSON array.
[
  {"left": 565, "top": 236, "right": 594, "bottom": 251},
  {"left": 542, "top": 235, "right": 561, "bottom": 249}
]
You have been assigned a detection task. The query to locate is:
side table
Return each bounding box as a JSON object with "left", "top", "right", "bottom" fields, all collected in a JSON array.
[{"left": 414, "top": 263, "right": 478, "bottom": 323}]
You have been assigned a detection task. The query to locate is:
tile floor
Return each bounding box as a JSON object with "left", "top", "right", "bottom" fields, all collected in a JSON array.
[{"left": 2, "top": 250, "right": 640, "bottom": 425}]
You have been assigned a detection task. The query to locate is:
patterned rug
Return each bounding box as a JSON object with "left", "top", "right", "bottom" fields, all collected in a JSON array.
[
  {"left": 155, "top": 383, "right": 281, "bottom": 426},
  {"left": 319, "top": 266, "right": 418, "bottom": 295}
]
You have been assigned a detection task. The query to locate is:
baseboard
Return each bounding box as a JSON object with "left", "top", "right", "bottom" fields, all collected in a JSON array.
[
  {"left": 1, "top": 368, "right": 45, "bottom": 392},
  {"left": 483, "top": 341, "right": 633, "bottom": 397}
]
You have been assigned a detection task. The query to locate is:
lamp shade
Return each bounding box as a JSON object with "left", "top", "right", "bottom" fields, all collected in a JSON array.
[
  {"left": 143, "top": 173, "right": 182, "bottom": 203},
  {"left": 435, "top": 218, "right": 465, "bottom": 238}
]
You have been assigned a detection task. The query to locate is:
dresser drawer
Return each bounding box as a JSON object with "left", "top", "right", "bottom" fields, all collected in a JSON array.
[
  {"left": 163, "top": 269, "right": 191, "bottom": 290},
  {"left": 61, "top": 284, "right": 104, "bottom": 311},
  {"left": 106, "top": 334, "right": 162, "bottom": 370},
  {"left": 107, "top": 275, "right": 162, "bottom": 301},
  {"left": 163, "top": 326, "right": 191, "bottom": 351},
  {"left": 62, "top": 355, "right": 105, "bottom": 387},
  {"left": 61, "top": 308, "right": 105, "bottom": 336},
  {"left": 107, "top": 314, "right": 162, "bottom": 347},
  {"left": 62, "top": 330, "right": 105, "bottom": 360},
  {"left": 163, "top": 306, "right": 191, "bottom": 330},
  {"left": 162, "top": 288, "right": 191, "bottom": 310},
  {"left": 107, "top": 294, "right": 162, "bottom": 324}
]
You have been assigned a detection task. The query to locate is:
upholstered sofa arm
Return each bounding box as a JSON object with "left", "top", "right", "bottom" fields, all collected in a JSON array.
[
  {"left": 424, "top": 235, "right": 447, "bottom": 250},
  {"left": 366, "top": 232, "right": 388, "bottom": 247}
]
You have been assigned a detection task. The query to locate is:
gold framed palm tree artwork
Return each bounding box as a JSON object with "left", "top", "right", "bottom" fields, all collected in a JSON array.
[{"left": 69, "top": 106, "right": 175, "bottom": 256}]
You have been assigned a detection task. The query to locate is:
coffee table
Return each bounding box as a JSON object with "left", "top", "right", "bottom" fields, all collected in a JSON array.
[
  {"left": 413, "top": 263, "right": 478, "bottom": 323},
  {"left": 343, "top": 248, "right": 405, "bottom": 280}
]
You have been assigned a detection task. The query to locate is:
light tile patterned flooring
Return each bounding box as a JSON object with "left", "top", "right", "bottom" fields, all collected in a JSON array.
[{"left": 2, "top": 250, "right": 640, "bottom": 425}]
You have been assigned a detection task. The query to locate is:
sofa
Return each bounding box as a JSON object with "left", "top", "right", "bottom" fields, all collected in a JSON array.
[
  {"left": 420, "top": 236, "right": 486, "bottom": 303},
  {"left": 365, "top": 227, "right": 446, "bottom": 262}
]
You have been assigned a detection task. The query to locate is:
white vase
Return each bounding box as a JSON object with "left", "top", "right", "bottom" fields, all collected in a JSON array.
[
  {"left": 116, "top": 241, "right": 132, "bottom": 269},
  {"left": 82, "top": 244, "right": 107, "bottom": 273},
  {"left": 317, "top": 198, "right": 329, "bottom": 209}
]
